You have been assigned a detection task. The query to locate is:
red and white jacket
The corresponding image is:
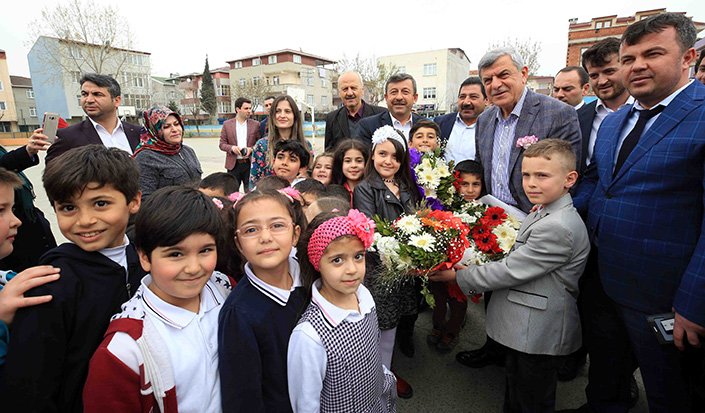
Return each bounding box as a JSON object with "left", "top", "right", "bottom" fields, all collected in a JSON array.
[{"left": 83, "top": 272, "right": 233, "bottom": 413}]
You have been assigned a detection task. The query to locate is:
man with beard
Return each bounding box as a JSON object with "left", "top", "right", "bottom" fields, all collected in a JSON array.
[
  {"left": 324, "top": 71, "right": 387, "bottom": 151},
  {"left": 352, "top": 73, "right": 425, "bottom": 147},
  {"left": 434, "top": 77, "right": 488, "bottom": 163}
]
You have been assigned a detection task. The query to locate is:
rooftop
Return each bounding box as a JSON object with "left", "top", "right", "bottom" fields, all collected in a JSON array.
[{"left": 226, "top": 48, "right": 336, "bottom": 65}]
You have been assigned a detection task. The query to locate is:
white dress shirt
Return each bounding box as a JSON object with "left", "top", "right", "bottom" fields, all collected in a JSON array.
[
  {"left": 287, "top": 280, "right": 379, "bottom": 413},
  {"left": 88, "top": 117, "right": 132, "bottom": 154},
  {"left": 444, "top": 114, "right": 477, "bottom": 163},
  {"left": 587, "top": 96, "right": 634, "bottom": 165},
  {"left": 235, "top": 119, "right": 248, "bottom": 159},
  {"left": 140, "top": 275, "right": 224, "bottom": 413},
  {"left": 491, "top": 88, "right": 528, "bottom": 206},
  {"left": 391, "top": 114, "right": 413, "bottom": 140}
]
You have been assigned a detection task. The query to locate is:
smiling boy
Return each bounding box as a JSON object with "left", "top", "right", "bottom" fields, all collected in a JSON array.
[
  {"left": 1, "top": 145, "right": 145, "bottom": 411},
  {"left": 272, "top": 140, "right": 310, "bottom": 185}
]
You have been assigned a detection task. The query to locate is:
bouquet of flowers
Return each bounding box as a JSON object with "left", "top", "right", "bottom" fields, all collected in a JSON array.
[
  {"left": 409, "top": 148, "right": 466, "bottom": 211},
  {"left": 372, "top": 208, "right": 470, "bottom": 306},
  {"left": 454, "top": 200, "right": 521, "bottom": 265}
]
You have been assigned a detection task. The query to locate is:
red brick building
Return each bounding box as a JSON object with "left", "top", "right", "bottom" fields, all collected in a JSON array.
[
  {"left": 169, "top": 67, "right": 232, "bottom": 123},
  {"left": 566, "top": 8, "right": 705, "bottom": 67}
]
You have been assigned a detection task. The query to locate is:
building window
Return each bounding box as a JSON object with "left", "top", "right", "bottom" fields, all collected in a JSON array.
[
  {"left": 218, "top": 101, "right": 232, "bottom": 113},
  {"left": 0, "top": 122, "right": 10, "bottom": 132},
  {"left": 29, "top": 107, "right": 37, "bottom": 117},
  {"left": 0, "top": 102, "right": 6, "bottom": 110},
  {"left": 69, "top": 46, "right": 82, "bottom": 59},
  {"left": 71, "top": 71, "right": 81, "bottom": 83},
  {"left": 26, "top": 89, "right": 34, "bottom": 98},
  {"left": 272, "top": 76, "right": 280, "bottom": 85},
  {"left": 268, "top": 55, "right": 277, "bottom": 64},
  {"left": 217, "top": 84, "right": 230, "bottom": 97},
  {"left": 306, "top": 94, "right": 314, "bottom": 106},
  {"left": 234, "top": 61, "right": 243, "bottom": 68},
  {"left": 253, "top": 76, "right": 261, "bottom": 86},
  {"left": 123, "top": 94, "right": 150, "bottom": 109},
  {"left": 320, "top": 79, "right": 326, "bottom": 87},
  {"left": 293, "top": 54, "right": 302, "bottom": 64},
  {"left": 252, "top": 58, "right": 261, "bottom": 66},
  {"left": 423, "top": 63, "right": 437, "bottom": 76},
  {"left": 595, "top": 20, "right": 612, "bottom": 29},
  {"left": 0, "top": 80, "right": 3, "bottom": 91},
  {"left": 423, "top": 87, "right": 436, "bottom": 99},
  {"left": 132, "top": 74, "right": 146, "bottom": 88},
  {"left": 321, "top": 95, "right": 327, "bottom": 106}
]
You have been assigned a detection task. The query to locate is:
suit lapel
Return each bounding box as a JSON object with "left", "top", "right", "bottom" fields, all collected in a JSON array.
[
  {"left": 509, "top": 92, "right": 539, "bottom": 174},
  {"left": 80, "top": 119, "right": 103, "bottom": 145},
  {"left": 478, "top": 108, "right": 499, "bottom": 190}
]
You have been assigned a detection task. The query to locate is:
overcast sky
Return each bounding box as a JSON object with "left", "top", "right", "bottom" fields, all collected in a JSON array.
[{"left": 2, "top": 0, "right": 705, "bottom": 79}]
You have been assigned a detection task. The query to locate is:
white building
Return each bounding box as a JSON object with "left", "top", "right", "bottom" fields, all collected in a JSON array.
[{"left": 378, "top": 48, "right": 471, "bottom": 115}]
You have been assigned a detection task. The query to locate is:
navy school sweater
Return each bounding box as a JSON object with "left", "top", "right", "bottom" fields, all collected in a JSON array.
[
  {"left": 0, "top": 242, "right": 145, "bottom": 413},
  {"left": 219, "top": 275, "right": 308, "bottom": 413}
]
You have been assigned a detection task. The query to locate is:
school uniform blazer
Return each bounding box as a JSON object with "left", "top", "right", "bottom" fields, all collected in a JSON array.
[
  {"left": 324, "top": 101, "right": 387, "bottom": 151},
  {"left": 351, "top": 111, "right": 426, "bottom": 149},
  {"left": 574, "top": 80, "right": 705, "bottom": 326},
  {"left": 577, "top": 100, "right": 598, "bottom": 173},
  {"left": 456, "top": 194, "right": 590, "bottom": 355},
  {"left": 219, "top": 118, "right": 261, "bottom": 170},
  {"left": 475, "top": 89, "right": 582, "bottom": 213},
  {"left": 45, "top": 119, "right": 142, "bottom": 165}
]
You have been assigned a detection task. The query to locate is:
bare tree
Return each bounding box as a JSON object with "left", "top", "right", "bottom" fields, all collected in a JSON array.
[
  {"left": 232, "top": 79, "right": 273, "bottom": 110},
  {"left": 487, "top": 38, "right": 543, "bottom": 75},
  {"left": 29, "top": 0, "right": 135, "bottom": 80},
  {"left": 336, "top": 54, "right": 399, "bottom": 104}
]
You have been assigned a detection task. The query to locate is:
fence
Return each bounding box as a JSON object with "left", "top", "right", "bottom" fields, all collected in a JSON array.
[{"left": 184, "top": 121, "right": 327, "bottom": 138}]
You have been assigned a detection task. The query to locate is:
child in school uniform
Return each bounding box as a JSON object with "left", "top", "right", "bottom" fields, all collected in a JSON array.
[
  {"left": 83, "top": 186, "right": 232, "bottom": 413},
  {"left": 1, "top": 145, "right": 145, "bottom": 411},
  {"left": 288, "top": 209, "right": 396, "bottom": 413},
  {"left": 331, "top": 139, "right": 369, "bottom": 205},
  {"left": 219, "top": 189, "right": 309, "bottom": 413},
  {"left": 435, "top": 139, "right": 590, "bottom": 412}
]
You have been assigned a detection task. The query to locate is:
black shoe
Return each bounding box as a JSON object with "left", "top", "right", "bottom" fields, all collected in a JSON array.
[
  {"left": 629, "top": 374, "right": 639, "bottom": 408},
  {"left": 556, "top": 404, "right": 591, "bottom": 413},
  {"left": 398, "top": 335, "right": 415, "bottom": 357},
  {"left": 456, "top": 348, "right": 504, "bottom": 368},
  {"left": 557, "top": 353, "right": 586, "bottom": 382}
]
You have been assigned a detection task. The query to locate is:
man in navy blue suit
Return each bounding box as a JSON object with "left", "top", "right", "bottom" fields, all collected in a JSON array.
[
  {"left": 434, "top": 77, "right": 487, "bottom": 164},
  {"left": 575, "top": 13, "right": 705, "bottom": 413}
]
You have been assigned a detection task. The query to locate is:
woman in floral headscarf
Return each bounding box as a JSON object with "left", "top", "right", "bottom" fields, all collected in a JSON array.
[{"left": 133, "top": 106, "right": 202, "bottom": 199}]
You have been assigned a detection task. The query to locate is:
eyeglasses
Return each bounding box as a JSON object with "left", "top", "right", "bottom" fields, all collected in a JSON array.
[{"left": 235, "top": 221, "right": 294, "bottom": 239}]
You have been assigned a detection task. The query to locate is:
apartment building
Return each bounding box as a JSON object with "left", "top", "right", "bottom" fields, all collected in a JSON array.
[
  {"left": 10, "top": 76, "right": 40, "bottom": 132},
  {"left": 169, "top": 66, "right": 231, "bottom": 123},
  {"left": 0, "top": 50, "right": 18, "bottom": 132}
]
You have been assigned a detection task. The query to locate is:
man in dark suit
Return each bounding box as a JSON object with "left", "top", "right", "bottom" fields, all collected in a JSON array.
[
  {"left": 352, "top": 73, "right": 425, "bottom": 148},
  {"left": 324, "top": 71, "right": 387, "bottom": 151},
  {"left": 259, "top": 96, "right": 275, "bottom": 138},
  {"left": 574, "top": 13, "right": 705, "bottom": 412},
  {"left": 45, "top": 73, "right": 142, "bottom": 165},
  {"left": 553, "top": 66, "right": 590, "bottom": 110},
  {"left": 456, "top": 46, "right": 582, "bottom": 370},
  {"left": 219, "top": 97, "right": 261, "bottom": 191},
  {"left": 434, "top": 76, "right": 487, "bottom": 164}
]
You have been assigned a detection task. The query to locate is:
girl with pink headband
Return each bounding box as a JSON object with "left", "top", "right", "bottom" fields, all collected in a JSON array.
[{"left": 288, "top": 210, "right": 396, "bottom": 412}]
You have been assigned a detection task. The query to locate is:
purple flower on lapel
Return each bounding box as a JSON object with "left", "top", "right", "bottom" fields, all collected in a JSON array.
[{"left": 516, "top": 135, "right": 539, "bottom": 149}]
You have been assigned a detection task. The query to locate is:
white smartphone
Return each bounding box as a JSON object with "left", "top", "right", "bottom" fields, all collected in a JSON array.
[{"left": 42, "top": 112, "right": 60, "bottom": 144}]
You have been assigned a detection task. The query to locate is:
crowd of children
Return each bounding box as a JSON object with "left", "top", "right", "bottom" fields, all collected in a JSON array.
[{"left": 0, "top": 108, "right": 589, "bottom": 412}]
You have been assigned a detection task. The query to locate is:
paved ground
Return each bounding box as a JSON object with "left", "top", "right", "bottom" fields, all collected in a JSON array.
[{"left": 14, "top": 137, "right": 649, "bottom": 412}]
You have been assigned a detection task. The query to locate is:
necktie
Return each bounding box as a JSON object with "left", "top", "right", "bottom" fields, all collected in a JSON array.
[{"left": 613, "top": 105, "right": 664, "bottom": 176}]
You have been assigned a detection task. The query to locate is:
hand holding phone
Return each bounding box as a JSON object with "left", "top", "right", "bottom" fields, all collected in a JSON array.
[{"left": 42, "top": 112, "right": 60, "bottom": 144}]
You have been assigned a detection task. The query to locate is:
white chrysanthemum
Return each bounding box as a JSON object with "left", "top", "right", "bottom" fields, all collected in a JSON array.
[
  {"left": 410, "top": 233, "right": 436, "bottom": 252},
  {"left": 493, "top": 223, "right": 518, "bottom": 253},
  {"left": 395, "top": 215, "right": 422, "bottom": 235},
  {"left": 418, "top": 170, "right": 441, "bottom": 189},
  {"left": 436, "top": 163, "right": 450, "bottom": 177},
  {"left": 454, "top": 212, "right": 477, "bottom": 225},
  {"left": 421, "top": 158, "right": 433, "bottom": 170}
]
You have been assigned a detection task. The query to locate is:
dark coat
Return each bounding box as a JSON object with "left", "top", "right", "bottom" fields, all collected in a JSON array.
[
  {"left": 46, "top": 119, "right": 142, "bottom": 165},
  {"left": 577, "top": 100, "right": 598, "bottom": 173},
  {"left": 351, "top": 111, "right": 426, "bottom": 150},
  {"left": 432, "top": 112, "right": 456, "bottom": 147},
  {"left": 324, "top": 101, "right": 387, "bottom": 151}
]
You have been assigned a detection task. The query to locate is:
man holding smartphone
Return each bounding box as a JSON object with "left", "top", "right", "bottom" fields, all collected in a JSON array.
[{"left": 42, "top": 73, "right": 143, "bottom": 165}]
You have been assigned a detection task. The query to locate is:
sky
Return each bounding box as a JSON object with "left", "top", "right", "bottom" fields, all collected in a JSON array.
[{"left": 2, "top": 0, "right": 705, "bottom": 79}]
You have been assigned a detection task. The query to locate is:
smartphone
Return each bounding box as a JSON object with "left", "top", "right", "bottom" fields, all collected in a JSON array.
[
  {"left": 42, "top": 112, "right": 60, "bottom": 144},
  {"left": 647, "top": 312, "right": 675, "bottom": 345}
]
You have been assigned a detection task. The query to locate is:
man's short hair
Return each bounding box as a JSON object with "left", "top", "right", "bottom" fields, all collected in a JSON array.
[
  {"left": 621, "top": 12, "right": 697, "bottom": 52},
  {"left": 458, "top": 76, "right": 486, "bottom": 98},
  {"left": 135, "top": 186, "right": 222, "bottom": 257},
  {"left": 324, "top": 184, "right": 350, "bottom": 202},
  {"left": 385, "top": 73, "right": 417, "bottom": 94},
  {"left": 234, "top": 97, "right": 252, "bottom": 110},
  {"left": 43, "top": 145, "right": 140, "bottom": 205},
  {"left": 409, "top": 120, "right": 441, "bottom": 141},
  {"left": 264, "top": 96, "right": 276, "bottom": 102},
  {"left": 556, "top": 66, "right": 589, "bottom": 86},
  {"left": 80, "top": 73, "right": 121, "bottom": 98},
  {"left": 199, "top": 172, "right": 239, "bottom": 196},
  {"left": 478, "top": 47, "right": 525, "bottom": 75},
  {"left": 312, "top": 197, "right": 350, "bottom": 215},
  {"left": 273, "top": 140, "right": 311, "bottom": 168},
  {"left": 523, "top": 139, "right": 576, "bottom": 172},
  {"left": 255, "top": 175, "right": 290, "bottom": 191},
  {"left": 293, "top": 178, "right": 326, "bottom": 197},
  {"left": 0, "top": 167, "right": 22, "bottom": 190},
  {"left": 581, "top": 37, "right": 621, "bottom": 69}
]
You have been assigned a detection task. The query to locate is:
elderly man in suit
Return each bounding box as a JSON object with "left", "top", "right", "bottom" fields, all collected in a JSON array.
[
  {"left": 574, "top": 13, "right": 705, "bottom": 413},
  {"left": 43, "top": 73, "right": 142, "bottom": 165},
  {"left": 455, "top": 47, "right": 582, "bottom": 370},
  {"left": 434, "top": 76, "right": 487, "bottom": 164},
  {"left": 352, "top": 73, "right": 425, "bottom": 147},
  {"left": 219, "top": 97, "right": 261, "bottom": 191},
  {"left": 324, "top": 71, "right": 387, "bottom": 151}
]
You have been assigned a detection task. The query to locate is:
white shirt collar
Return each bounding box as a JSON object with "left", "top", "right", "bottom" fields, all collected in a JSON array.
[
  {"left": 140, "top": 274, "right": 223, "bottom": 329},
  {"left": 310, "top": 279, "right": 375, "bottom": 329},
  {"left": 633, "top": 80, "right": 693, "bottom": 111},
  {"left": 455, "top": 113, "right": 477, "bottom": 128},
  {"left": 88, "top": 115, "right": 123, "bottom": 134},
  {"left": 391, "top": 113, "right": 412, "bottom": 126},
  {"left": 245, "top": 256, "right": 302, "bottom": 306},
  {"left": 595, "top": 95, "right": 635, "bottom": 113},
  {"left": 574, "top": 100, "right": 585, "bottom": 110}
]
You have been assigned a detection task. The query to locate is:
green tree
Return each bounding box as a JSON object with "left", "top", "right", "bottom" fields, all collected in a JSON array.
[
  {"left": 200, "top": 57, "right": 217, "bottom": 124},
  {"left": 167, "top": 100, "right": 179, "bottom": 113}
]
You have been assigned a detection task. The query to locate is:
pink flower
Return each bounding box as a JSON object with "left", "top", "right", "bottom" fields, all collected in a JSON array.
[
  {"left": 516, "top": 135, "right": 539, "bottom": 149},
  {"left": 212, "top": 198, "right": 224, "bottom": 210},
  {"left": 228, "top": 192, "right": 244, "bottom": 204},
  {"left": 279, "top": 187, "right": 303, "bottom": 203},
  {"left": 347, "top": 209, "right": 376, "bottom": 249}
]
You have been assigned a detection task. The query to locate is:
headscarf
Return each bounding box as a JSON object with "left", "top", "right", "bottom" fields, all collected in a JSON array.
[{"left": 133, "top": 105, "right": 183, "bottom": 157}]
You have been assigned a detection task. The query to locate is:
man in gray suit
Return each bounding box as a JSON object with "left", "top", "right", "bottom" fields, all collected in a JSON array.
[{"left": 435, "top": 139, "right": 590, "bottom": 412}]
